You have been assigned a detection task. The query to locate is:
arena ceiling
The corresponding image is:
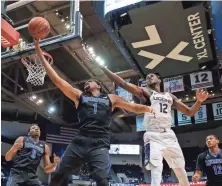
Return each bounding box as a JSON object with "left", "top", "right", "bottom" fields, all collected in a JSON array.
[
  {"left": 1, "top": 1, "right": 222, "bottom": 141},
  {"left": 1, "top": 1, "right": 138, "bottom": 140}
]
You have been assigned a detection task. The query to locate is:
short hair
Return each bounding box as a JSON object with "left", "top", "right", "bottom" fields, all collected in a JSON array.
[
  {"left": 206, "top": 134, "right": 219, "bottom": 140},
  {"left": 28, "top": 124, "right": 39, "bottom": 133},
  {"left": 154, "top": 73, "right": 161, "bottom": 80},
  {"left": 147, "top": 72, "right": 161, "bottom": 80}
]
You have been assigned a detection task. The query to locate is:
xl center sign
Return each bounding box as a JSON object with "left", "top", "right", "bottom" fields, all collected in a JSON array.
[{"left": 119, "top": 2, "right": 213, "bottom": 77}]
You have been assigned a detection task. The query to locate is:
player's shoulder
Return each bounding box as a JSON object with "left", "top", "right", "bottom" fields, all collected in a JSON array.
[
  {"left": 141, "top": 87, "right": 153, "bottom": 97},
  {"left": 198, "top": 150, "right": 208, "bottom": 159},
  {"left": 168, "top": 93, "right": 177, "bottom": 99},
  {"left": 219, "top": 148, "right": 222, "bottom": 155},
  {"left": 141, "top": 86, "right": 152, "bottom": 92},
  {"left": 16, "top": 136, "right": 25, "bottom": 142},
  {"left": 39, "top": 140, "right": 46, "bottom": 145},
  {"left": 108, "top": 94, "right": 119, "bottom": 101}
]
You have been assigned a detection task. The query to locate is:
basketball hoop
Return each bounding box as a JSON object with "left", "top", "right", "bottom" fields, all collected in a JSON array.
[{"left": 21, "top": 52, "right": 53, "bottom": 86}]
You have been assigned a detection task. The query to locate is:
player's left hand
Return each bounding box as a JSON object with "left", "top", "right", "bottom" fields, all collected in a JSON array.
[
  {"left": 196, "top": 89, "right": 208, "bottom": 103},
  {"left": 53, "top": 153, "right": 60, "bottom": 164}
]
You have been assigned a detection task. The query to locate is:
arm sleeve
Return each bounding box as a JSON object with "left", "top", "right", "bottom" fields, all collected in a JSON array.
[{"left": 196, "top": 153, "right": 205, "bottom": 171}]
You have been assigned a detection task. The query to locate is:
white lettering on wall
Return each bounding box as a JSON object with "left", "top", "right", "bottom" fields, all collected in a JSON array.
[
  {"left": 131, "top": 25, "right": 193, "bottom": 69},
  {"left": 132, "top": 25, "right": 162, "bottom": 48},
  {"left": 187, "top": 12, "right": 208, "bottom": 60}
]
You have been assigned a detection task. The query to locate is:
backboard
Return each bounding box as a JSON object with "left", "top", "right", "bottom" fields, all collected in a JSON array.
[{"left": 1, "top": 0, "right": 82, "bottom": 64}]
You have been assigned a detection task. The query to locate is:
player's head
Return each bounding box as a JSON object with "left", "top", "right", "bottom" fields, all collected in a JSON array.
[
  {"left": 206, "top": 135, "right": 219, "bottom": 148},
  {"left": 28, "top": 124, "right": 41, "bottom": 138},
  {"left": 146, "top": 73, "right": 161, "bottom": 87},
  {"left": 84, "top": 79, "right": 103, "bottom": 93}
]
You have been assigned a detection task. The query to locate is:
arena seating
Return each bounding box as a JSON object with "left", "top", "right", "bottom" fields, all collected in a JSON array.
[{"left": 2, "top": 145, "right": 221, "bottom": 185}]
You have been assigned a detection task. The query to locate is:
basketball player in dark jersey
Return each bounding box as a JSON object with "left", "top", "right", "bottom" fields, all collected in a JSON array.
[
  {"left": 96, "top": 66, "right": 208, "bottom": 186},
  {"left": 34, "top": 40, "right": 155, "bottom": 186},
  {"left": 5, "top": 124, "right": 60, "bottom": 186},
  {"left": 193, "top": 135, "right": 222, "bottom": 186}
]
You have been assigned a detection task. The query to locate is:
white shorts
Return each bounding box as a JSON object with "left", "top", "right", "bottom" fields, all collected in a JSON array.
[{"left": 143, "top": 129, "right": 185, "bottom": 169}]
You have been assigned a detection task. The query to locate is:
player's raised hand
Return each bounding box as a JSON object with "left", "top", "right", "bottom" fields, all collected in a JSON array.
[
  {"left": 196, "top": 88, "right": 208, "bottom": 103},
  {"left": 192, "top": 173, "right": 201, "bottom": 183},
  {"left": 53, "top": 153, "right": 60, "bottom": 164}
]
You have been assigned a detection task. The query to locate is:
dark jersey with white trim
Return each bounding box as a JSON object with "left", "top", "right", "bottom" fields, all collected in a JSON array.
[
  {"left": 77, "top": 93, "right": 112, "bottom": 139},
  {"left": 196, "top": 149, "right": 222, "bottom": 183},
  {"left": 12, "top": 136, "right": 45, "bottom": 173}
]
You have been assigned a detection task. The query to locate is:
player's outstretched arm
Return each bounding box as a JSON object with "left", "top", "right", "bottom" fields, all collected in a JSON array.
[
  {"left": 109, "top": 94, "right": 155, "bottom": 114},
  {"left": 34, "top": 40, "right": 82, "bottom": 106},
  {"left": 5, "top": 136, "right": 24, "bottom": 161},
  {"left": 99, "top": 66, "right": 147, "bottom": 102},
  {"left": 171, "top": 89, "right": 208, "bottom": 117},
  {"left": 44, "top": 145, "right": 60, "bottom": 173}
]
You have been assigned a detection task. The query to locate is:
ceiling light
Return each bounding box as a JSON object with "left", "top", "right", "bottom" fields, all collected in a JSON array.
[
  {"left": 48, "top": 106, "right": 56, "bottom": 113},
  {"left": 201, "top": 65, "right": 206, "bottom": 70},
  {"left": 66, "top": 24, "right": 70, "bottom": 29},
  {"left": 36, "top": 99, "right": 43, "bottom": 104},
  {"left": 31, "top": 95, "right": 37, "bottom": 100},
  {"left": 66, "top": 16, "right": 69, "bottom": 19},
  {"left": 212, "top": 93, "right": 215, "bottom": 96},
  {"left": 210, "top": 90, "right": 213, "bottom": 93},
  {"left": 56, "top": 12, "right": 59, "bottom": 16},
  {"left": 88, "top": 47, "right": 94, "bottom": 52},
  {"left": 193, "top": 96, "right": 196, "bottom": 99},
  {"left": 95, "top": 56, "right": 102, "bottom": 63},
  {"left": 186, "top": 97, "right": 189, "bottom": 100},
  {"left": 186, "top": 95, "right": 188, "bottom": 97},
  {"left": 61, "top": 19, "right": 65, "bottom": 22},
  {"left": 91, "top": 53, "right": 96, "bottom": 58},
  {"left": 89, "top": 51, "right": 95, "bottom": 55},
  {"left": 120, "top": 13, "right": 127, "bottom": 17},
  {"left": 98, "top": 60, "right": 105, "bottom": 66},
  {"left": 178, "top": 99, "right": 182, "bottom": 102}
]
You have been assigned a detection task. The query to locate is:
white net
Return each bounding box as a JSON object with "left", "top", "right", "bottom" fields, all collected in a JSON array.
[{"left": 21, "top": 53, "right": 53, "bottom": 86}]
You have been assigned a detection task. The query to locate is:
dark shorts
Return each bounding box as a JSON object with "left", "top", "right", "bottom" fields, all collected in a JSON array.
[
  {"left": 51, "top": 135, "right": 111, "bottom": 185},
  {"left": 7, "top": 168, "right": 41, "bottom": 186},
  {"left": 206, "top": 181, "right": 222, "bottom": 186}
]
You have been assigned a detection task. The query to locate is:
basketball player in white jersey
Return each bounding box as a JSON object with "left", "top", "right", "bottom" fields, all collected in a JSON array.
[{"left": 98, "top": 66, "right": 208, "bottom": 186}]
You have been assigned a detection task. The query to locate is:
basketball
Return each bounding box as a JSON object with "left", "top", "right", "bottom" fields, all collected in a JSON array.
[{"left": 28, "top": 17, "right": 50, "bottom": 39}]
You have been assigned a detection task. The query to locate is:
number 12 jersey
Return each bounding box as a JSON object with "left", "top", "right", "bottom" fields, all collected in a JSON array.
[{"left": 144, "top": 91, "right": 173, "bottom": 130}]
